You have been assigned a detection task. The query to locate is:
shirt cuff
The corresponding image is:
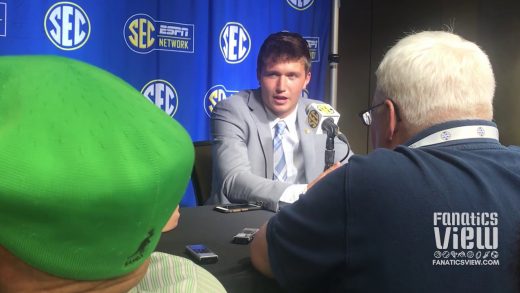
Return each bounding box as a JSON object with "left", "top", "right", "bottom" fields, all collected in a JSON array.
[{"left": 279, "top": 184, "right": 307, "bottom": 204}]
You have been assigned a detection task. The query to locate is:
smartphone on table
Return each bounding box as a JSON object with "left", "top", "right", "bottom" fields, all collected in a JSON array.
[
  {"left": 232, "top": 228, "right": 260, "bottom": 244},
  {"left": 185, "top": 244, "right": 218, "bottom": 264},
  {"left": 213, "top": 203, "right": 262, "bottom": 213}
]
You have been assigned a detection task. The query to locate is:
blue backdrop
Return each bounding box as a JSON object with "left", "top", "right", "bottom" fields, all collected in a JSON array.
[{"left": 0, "top": 0, "right": 331, "bottom": 206}]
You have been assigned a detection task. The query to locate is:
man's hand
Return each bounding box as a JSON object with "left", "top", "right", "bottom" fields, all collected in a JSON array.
[
  {"left": 162, "top": 206, "right": 180, "bottom": 232},
  {"left": 250, "top": 223, "right": 274, "bottom": 278},
  {"left": 307, "top": 162, "right": 341, "bottom": 190}
]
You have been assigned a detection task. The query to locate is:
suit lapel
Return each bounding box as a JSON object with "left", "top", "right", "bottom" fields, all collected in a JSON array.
[{"left": 248, "top": 89, "right": 274, "bottom": 178}]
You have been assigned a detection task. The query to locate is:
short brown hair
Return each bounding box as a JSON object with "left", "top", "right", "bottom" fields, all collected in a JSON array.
[{"left": 256, "top": 31, "right": 311, "bottom": 76}]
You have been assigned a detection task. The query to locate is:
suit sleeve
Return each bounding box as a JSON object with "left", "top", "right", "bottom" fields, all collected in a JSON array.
[{"left": 211, "top": 97, "right": 291, "bottom": 211}]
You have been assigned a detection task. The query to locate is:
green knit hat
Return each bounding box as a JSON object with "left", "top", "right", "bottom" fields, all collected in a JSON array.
[{"left": 0, "top": 55, "right": 194, "bottom": 280}]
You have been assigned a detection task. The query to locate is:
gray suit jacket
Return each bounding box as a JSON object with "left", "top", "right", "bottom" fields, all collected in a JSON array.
[{"left": 206, "top": 89, "right": 350, "bottom": 211}]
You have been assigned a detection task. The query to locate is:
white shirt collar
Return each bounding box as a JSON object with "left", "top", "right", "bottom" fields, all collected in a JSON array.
[{"left": 267, "top": 105, "right": 298, "bottom": 134}]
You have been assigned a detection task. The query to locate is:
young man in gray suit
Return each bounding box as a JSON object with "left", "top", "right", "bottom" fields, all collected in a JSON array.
[{"left": 207, "top": 32, "right": 350, "bottom": 211}]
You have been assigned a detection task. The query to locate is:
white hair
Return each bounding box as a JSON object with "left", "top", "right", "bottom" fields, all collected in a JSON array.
[{"left": 375, "top": 31, "right": 495, "bottom": 130}]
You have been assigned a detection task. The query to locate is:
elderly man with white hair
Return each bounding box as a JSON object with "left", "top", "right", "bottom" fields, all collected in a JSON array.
[{"left": 250, "top": 31, "right": 520, "bottom": 292}]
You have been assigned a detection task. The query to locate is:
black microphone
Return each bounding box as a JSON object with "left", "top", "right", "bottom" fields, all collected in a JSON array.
[
  {"left": 305, "top": 103, "right": 342, "bottom": 139},
  {"left": 321, "top": 117, "right": 349, "bottom": 144},
  {"left": 305, "top": 103, "right": 352, "bottom": 169}
]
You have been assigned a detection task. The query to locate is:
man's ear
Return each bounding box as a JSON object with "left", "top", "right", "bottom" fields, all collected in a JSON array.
[
  {"left": 303, "top": 71, "right": 311, "bottom": 88},
  {"left": 384, "top": 99, "right": 399, "bottom": 142}
]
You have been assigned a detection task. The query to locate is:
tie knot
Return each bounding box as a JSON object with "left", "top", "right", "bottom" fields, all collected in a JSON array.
[{"left": 275, "top": 121, "right": 286, "bottom": 136}]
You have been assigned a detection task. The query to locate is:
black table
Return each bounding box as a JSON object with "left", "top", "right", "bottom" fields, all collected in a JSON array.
[{"left": 156, "top": 205, "right": 286, "bottom": 293}]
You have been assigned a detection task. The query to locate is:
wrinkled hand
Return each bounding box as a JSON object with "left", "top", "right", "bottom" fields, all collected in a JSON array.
[
  {"left": 162, "top": 206, "right": 180, "bottom": 232},
  {"left": 307, "top": 162, "right": 341, "bottom": 190}
]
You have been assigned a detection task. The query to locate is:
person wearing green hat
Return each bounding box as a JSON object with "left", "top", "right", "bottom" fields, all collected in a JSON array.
[{"left": 0, "top": 55, "right": 226, "bottom": 292}]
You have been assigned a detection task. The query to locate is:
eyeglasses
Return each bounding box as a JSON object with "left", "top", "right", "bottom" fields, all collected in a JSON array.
[{"left": 358, "top": 99, "right": 401, "bottom": 126}]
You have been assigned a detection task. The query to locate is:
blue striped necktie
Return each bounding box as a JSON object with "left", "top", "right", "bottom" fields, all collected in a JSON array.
[{"left": 273, "top": 121, "right": 287, "bottom": 181}]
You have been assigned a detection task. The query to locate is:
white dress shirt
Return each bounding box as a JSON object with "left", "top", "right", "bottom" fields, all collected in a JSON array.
[{"left": 267, "top": 105, "right": 308, "bottom": 204}]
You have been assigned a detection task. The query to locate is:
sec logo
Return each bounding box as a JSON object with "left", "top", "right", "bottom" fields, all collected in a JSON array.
[
  {"left": 286, "top": 0, "right": 314, "bottom": 10},
  {"left": 219, "top": 22, "right": 251, "bottom": 64},
  {"left": 124, "top": 14, "right": 156, "bottom": 54},
  {"left": 141, "top": 80, "right": 178, "bottom": 117},
  {"left": 203, "top": 85, "right": 237, "bottom": 117},
  {"left": 0, "top": 2, "right": 6, "bottom": 37},
  {"left": 307, "top": 110, "right": 319, "bottom": 129},
  {"left": 44, "top": 2, "right": 90, "bottom": 50}
]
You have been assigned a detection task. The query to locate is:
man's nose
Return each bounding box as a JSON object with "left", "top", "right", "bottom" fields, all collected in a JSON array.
[{"left": 276, "top": 76, "right": 286, "bottom": 92}]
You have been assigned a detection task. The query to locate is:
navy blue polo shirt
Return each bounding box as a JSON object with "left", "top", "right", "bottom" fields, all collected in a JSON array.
[{"left": 266, "top": 120, "right": 520, "bottom": 292}]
